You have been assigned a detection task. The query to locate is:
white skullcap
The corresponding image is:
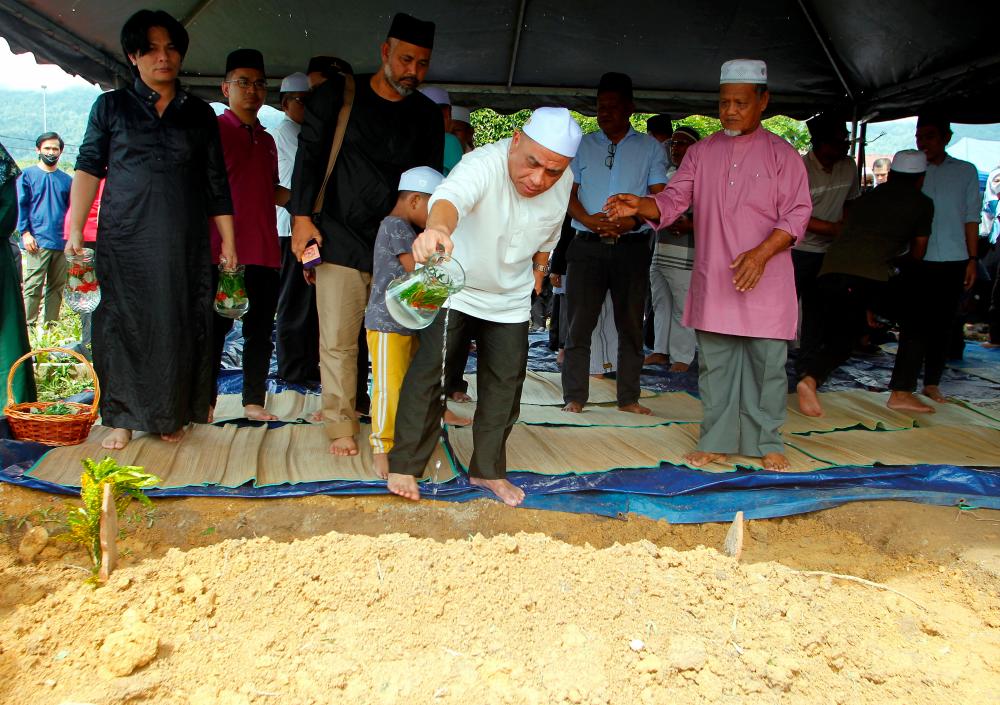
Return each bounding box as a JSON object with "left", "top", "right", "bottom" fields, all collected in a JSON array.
[
  {"left": 890, "top": 149, "right": 927, "bottom": 174},
  {"left": 451, "top": 105, "right": 471, "bottom": 123},
  {"left": 419, "top": 86, "right": 450, "bottom": 105},
  {"left": 522, "top": 107, "right": 583, "bottom": 158},
  {"left": 279, "top": 72, "right": 310, "bottom": 93},
  {"left": 398, "top": 166, "right": 443, "bottom": 194},
  {"left": 720, "top": 59, "right": 768, "bottom": 85}
]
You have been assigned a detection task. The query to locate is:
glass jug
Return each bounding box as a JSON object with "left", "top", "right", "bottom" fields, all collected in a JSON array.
[
  {"left": 214, "top": 264, "right": 250, "bottom": 319},
  {"left": 65, "top": 248, "right": 101, "bottom": 314},
  {"left": 384, "top": 252, "right": 465, "bottom": 329}
]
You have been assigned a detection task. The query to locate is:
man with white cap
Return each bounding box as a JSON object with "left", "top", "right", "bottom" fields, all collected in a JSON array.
[
  {"left": 449, "top": 105, "right": 475, "bottom": 153},
  {"left": 387, "top": 106, "right": 582, "bottom": 506},
  {"left": 273, "top": 71, "right": 320, "bottom": 386},
  {"left": 419, "top": 86, "right": 465, "bottom": 175},
  {"left": 290, "top": 12, "right": 443, "bottom": 458},
  {"left": 795, "top": 149, "right": 934, "bottom": 417},
  {"left": 605, "top": 59, "right": 811, "bottom": 472}
]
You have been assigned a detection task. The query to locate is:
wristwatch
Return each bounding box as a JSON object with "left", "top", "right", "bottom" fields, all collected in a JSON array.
[{"left": 532, "top": 262, "right": 550, "bottom": 274}]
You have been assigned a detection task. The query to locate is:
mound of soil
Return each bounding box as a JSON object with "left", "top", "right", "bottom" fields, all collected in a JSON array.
[{"left": 1, "top": 518, "right": 998, "bottom": 705}]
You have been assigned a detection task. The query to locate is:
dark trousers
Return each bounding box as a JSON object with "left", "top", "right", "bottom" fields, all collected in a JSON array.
[
  {"left": 275, "top": 238, "right": 320, "bottom": 385},
  {"left": 990, "top": 258, "right": 1000, "bottom": 344},
  {"left": 210, "top": 264, "right": 280, "bottom": 407},
  {"left": 792, "top": 249, "right": 826, "bottom": 374},
  {"left": 562, "top": 236, "right": 652, "bottom": 406},
  {"left": 389, "top": 309, "right": 528, "bottom": 480},
  {"left": 798, "top": 273, "right": 884, "bottom": 386},
  {"left": 890, "top": 259, "right": 967, "bottom": 391}
]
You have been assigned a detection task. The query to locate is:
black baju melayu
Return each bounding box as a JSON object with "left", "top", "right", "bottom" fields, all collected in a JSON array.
[{"left": 75, "top": 79, "right": 233, "bottom": 434}]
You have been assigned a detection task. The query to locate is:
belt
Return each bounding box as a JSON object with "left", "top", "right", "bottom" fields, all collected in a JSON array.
[{"left": 574, "top": 229, "right": 650, "bottom": 245}]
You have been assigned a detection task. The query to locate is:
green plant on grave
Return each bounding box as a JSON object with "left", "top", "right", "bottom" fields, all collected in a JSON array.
[{"left": 62, "top": 457, "right": 159, "bottom": 583}]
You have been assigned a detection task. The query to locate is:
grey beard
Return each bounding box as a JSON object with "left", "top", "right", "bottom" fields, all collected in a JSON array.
[
  {"left": 723, "top": 129, "right": 741, "bottom": 137},
  {"left": 383, "top": 64, "right": 414, "bottom": 97}
]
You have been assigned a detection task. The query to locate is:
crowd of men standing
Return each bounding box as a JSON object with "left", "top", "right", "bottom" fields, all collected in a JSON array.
[{"left": 0, "top": 6, "right": 992, "bottom": 506}]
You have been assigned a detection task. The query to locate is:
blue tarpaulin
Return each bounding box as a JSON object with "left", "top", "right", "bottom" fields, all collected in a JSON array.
[{"left": 3, "top": 333, "right": 999, "bottom": 523}]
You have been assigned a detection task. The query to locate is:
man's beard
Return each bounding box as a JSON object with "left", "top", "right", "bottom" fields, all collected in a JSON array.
[
  {"left": 723, "top": 129, "right": 741, "bottom": 137},
  {"left": 383, "top": 64, "right": 417, "bottom": 97}
]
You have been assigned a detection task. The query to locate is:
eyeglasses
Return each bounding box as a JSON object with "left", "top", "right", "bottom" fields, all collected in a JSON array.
[
  {"left": 225, "top": 78, "right": 268, "bottom": 92},
  {"left": 605, "top": 142, "right": 617, "bottom": 169}
]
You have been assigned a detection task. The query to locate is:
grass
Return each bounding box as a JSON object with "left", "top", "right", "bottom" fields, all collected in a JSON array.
[{"left": 26, "top": 310, "right": 94, "bottom": 402}]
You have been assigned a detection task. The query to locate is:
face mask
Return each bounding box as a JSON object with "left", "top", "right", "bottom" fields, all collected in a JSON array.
[{"left": 40, "top": 154, "right": 59, "bottom": 167}]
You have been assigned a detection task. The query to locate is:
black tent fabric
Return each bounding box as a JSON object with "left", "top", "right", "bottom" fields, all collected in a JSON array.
[{"left": 1, "top": 0, "right": 997, "bottom": 122}]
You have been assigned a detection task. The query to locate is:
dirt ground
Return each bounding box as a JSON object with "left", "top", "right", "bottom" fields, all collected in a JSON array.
[{"left": 1, "top": 483, "right": 998, "bottom": 704}]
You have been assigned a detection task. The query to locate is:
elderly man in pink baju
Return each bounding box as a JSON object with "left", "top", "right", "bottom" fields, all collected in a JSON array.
[{"left": 605, "top": 59, "right": 811, "bottom": 471}]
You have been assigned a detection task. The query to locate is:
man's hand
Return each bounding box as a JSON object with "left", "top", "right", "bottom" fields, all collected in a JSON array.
[
  {"left": 220, "top": 242, "right": 239, "bottom": 271},
  {"left": 603, "top": 194, "right": 642, "bottom": 221},
  {"left": 292, "top": 216, "right": 322, "bottom": 260},
  {"left": 412, "top": 227, "right": 453, "bottom": 263},
  {"left": 965, "top": 259, "right": 977, "bottom": 290},
  {"left": 549, "top": 273, "right": 562, "bottom": 288},
  {"left": 730, "top": 247, "right": 769, "bottom": 292},
  {"left": 22, "top": 233, "right": 39, "bottom": 255},
  {"left": 64, "top": 231, "right": 85, "bottom": 257},
  {"left": 303, "top": 268, "right": 316, "bottom": 285}
]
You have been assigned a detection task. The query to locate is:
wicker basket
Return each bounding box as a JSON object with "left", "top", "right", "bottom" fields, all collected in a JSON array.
[{"left": 4, "top": 347, "right": 100, "bottom": 446}]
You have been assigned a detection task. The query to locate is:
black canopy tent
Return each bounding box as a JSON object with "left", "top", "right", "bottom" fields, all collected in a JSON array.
[{"left": 0, "top": 0, "right": 997, "bottom": 123}]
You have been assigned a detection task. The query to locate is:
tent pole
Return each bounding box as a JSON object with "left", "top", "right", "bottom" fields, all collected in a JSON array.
[
  {"left": 796, "top": 0, "right": 854, "bottom": 101},
  {"left": 858, "top": 120, "right": 868, "bottom": 189},
  {"left": 506, "top": 0, "right": 529, "bottom": 89},
  {"left": 181, "top": 0, "right": 217, "bottom": 28}
]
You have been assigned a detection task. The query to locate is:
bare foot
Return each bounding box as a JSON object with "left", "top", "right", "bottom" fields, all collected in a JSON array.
[
  {"left": 668, "top": 361, "right": 690, "bottom": 373},
  {"left": 684, "top": 451, "right": 728, "bottom": 467},
  {"left": 101, "top": 427, "right": 132, "bottom": 450},
  {"left": 618, "top": 402, "right": 652, "bottom": 415},
  {"left": 329, "top": 436, "right": 359, "bottom": 456},
  {"left": 470, "top": 477, "right": 525, "bottom": 507},
  {"left": 796, "top": 376, "right": 824, "bottom": 417},
  {"left": 160, "top": 427, "right": 185, "bottom": 443},
  {"left": 449, "top": 391, "right": 473, "bottom": 403},
  {"left": 387, "top": 472, "right": 420, "bottom": 500},
  {"left": 443, "top": 409, "right": 472, "bottom": 426},
  {"left": 556, "top": 349, "right": 565, "bottom": 365},
  {"left": 244, "top": 404, "right": 279, "bottom": 421},
  {"left": 922, "top": 385, "right": 947, "bottom": 403},
  {"left": 643, "top": 352, "right": 669, "bottom": 366},
  {"left": 372, "top": 453, "right": 389, "bottom": 480},
  {"left": 309, "top": 410, "right": 323, "bottom": 423},
  {"left": 206, "top": 406, "right": 215, "bottom": 424},
  {"left": 887, "top": 391, "right": 935, "bottom": 414},
  {"left": 562, "top": 400, "right": 584, "bottom": 413},
  {"left": 762, "top": 452, "right": 792, "bottom": 472}
]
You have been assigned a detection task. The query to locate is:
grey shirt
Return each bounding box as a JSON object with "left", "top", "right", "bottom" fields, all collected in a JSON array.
[{"left": 365, "top": 215, "right": 418, "bottom": 335}]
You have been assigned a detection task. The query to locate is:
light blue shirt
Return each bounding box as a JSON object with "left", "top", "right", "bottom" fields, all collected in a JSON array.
[
  {"left": 571, "top": 127, "right": 668, "bottom": 232},
  {"left": 922, "top": 154, "right": 981, "bottom": 262}
]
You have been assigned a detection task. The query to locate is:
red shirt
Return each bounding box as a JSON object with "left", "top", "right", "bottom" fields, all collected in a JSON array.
[
  {"left": 63, "top": 179, "right": 104, "bottom": 242},
  {"left": 209, "top": 109, "right": 280, "bottom": 268}
]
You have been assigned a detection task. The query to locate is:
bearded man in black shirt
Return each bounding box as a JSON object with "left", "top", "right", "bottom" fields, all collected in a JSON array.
[{"left": 290, "top": 13, "right": 443, "bottom": 458}]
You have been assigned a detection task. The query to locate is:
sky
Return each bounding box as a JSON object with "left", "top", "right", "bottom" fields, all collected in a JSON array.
[{"left": 0, "top": 38, "right": 99, "bottom": 91}]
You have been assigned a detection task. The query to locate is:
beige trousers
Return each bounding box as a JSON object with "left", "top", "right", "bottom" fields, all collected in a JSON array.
[{"left": 315, "top": 262, "right": 371, "bottom": 439}]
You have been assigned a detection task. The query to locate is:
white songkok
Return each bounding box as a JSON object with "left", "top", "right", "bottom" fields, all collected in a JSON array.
[
  {"left": 398, "top": 166, "right": 443, "bottom": 194},
  {"left": 451, "top": 105, "right": 472, "bottom": 123},
  {"left": 419, "top": 86, "right": 450, "bottom": 105},
  {"left": 521, "top": 107, "right": 583, "bottom": 158},
  {"left": 890, "top": 149, "right": 928, "bottom": 174},
  {"left": 279, "top": 72, "right": 310, "bottom": 93},
  {"left": 720, "top": 59, "right": 768, "bottom": 85}
]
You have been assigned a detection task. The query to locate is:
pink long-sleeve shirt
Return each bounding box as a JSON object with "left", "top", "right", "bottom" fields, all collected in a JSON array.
[{"left": 649, "top": 126, "right": 811, "bottom": 340}]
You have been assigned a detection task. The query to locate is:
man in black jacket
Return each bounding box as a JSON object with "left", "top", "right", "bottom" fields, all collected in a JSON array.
[{"left": 289, "top": 13, "right": 443, "bottom": 458}]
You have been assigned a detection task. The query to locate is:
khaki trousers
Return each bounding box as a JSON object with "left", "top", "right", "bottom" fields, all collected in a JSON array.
[
  {"left": 315, "top": 262, "right": 371, "bottom": 439},
  {"left": 22, "top": 247, "right": 67, "bottom": 325}
]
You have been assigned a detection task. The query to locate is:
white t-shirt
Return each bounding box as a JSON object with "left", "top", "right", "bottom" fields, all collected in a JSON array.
[
  {"left": 430, "top": 138, "right": 571, "bottom": 323},
  {"left": 271, "top": 116, "right": 300, "bottom": 237}
]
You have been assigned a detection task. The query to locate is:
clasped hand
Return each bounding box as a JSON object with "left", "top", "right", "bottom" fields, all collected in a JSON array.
[{"left": 411, "top": 228, "right": 453, "bottom": 263}]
